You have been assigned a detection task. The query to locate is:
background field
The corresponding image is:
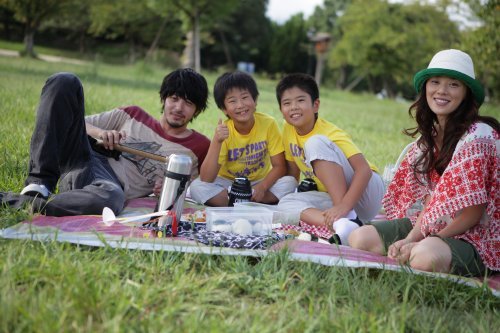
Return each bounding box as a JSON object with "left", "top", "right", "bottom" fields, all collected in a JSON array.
[{"left": 0, "top": 55, "right": 499, "bottom": 332}]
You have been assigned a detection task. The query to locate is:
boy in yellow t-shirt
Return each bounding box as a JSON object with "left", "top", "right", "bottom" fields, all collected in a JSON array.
[
  {"left": 276, "top": 73, "right": 385, "bottom": 245},
  {"left": 190, "top": 71, "right": 297, "bottom": 206}
]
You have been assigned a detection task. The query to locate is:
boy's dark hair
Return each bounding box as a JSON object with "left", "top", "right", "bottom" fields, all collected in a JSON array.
[
  {"left": 159, "top": 68, "right": 209, "bottom": 121},
  {"left": 213, "top": 71, "right": 259, "bottom": 110},
  {"left": 276, "top": 73, "right": 319, "bottom": 105}
]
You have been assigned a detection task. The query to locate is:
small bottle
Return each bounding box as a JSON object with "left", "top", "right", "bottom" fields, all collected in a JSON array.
[
  {"left": 228, "top": 177, "right": 252, "bottom": 206},
  {"left": 297, "top": 178, "right": 318, "bottom": 192}
]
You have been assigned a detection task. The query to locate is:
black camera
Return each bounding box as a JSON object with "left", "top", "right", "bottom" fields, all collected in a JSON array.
[
  {"left": 297, "top": 178, "right": 318, "bottom": 192},
  {"left": 228, "top": 177, "right": 252, "bottom": 206}
]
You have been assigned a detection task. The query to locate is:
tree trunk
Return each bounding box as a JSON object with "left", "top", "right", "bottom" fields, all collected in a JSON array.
[
  {"left": 23, "top": 26, "right": 36, "bottom": 58},
  {"left": 336, "top": 65, "right": 347, "bottom": 89},
  {"left": 344, "top": 74, "right": 365, "bottom": 92},
  {"left": 383, "top": 79, "right": 394, "bottom": 98},
  {"left": 218, "top": 30, "right": 233, "bottom": 68},
  {"left": 193, "top": 12, "right": 201, "bottom": 72},
  {"left": 182, "top": 31, "right": 195, "bottom": 68},
  {"left": 146, "top": 16, "right": 169, "bottom": 59},
  {"left": 314, "top": 52, "right": 327, "bottom": 86},
  {"left": 128, "top": 36, "right": 136, "bottom": 63},
  {"left": 79, "top": 29, "right": 86, "bottom": 54}
]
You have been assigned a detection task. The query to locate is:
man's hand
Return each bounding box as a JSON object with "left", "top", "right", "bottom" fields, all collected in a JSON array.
[
  {"left": 214, "top": 118, "right": 229, "bottom": 143},
  {"left": 153, "top": 178, "right": 164, "bottom": 196},
  {"left": 99, "top": 130, "right": 126, "bottom": 150}
]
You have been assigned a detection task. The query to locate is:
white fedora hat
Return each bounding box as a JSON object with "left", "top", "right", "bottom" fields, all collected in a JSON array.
[{"left": 413, "top": 49, "right": 484, "bottom": 105}]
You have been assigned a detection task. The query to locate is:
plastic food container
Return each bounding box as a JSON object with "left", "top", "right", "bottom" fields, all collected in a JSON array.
[
  {"left": 234, "top": 202, "right": 300, "bottom": 226},
  {"left": 205, "top": 207, "right": 273, "bottom": 236}
]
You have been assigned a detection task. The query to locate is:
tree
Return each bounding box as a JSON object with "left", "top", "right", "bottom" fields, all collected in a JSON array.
[
  {"left": 267, "top": 14, "right": 310, "bottom": 74},
  {"left": 202, "top": 0, "right": 272, "bottom": 71},
  {"left": 88, "top": 0, "right": 162, "bottom": 63},
  {"left": 331, "top": 0, "right": 460, "bottom": 96},
  {"left": 462, "top": 0, "right": 500, "bottom": 101},
  {"left": 307, "top": 0, "right": 352, "bottom": 86},
  {"left": 158, "top": 0, "right": 238, "bottom": 72},
  {"left": 0, "top": 6, "right": 19, "bottom": 41},
  {"left": 0, "top": 0, "right": 68, "bottom": 57},
  {"left": 44, "top": 0, "right": 91, "bottom": 53},
  {"left": 308, "top": 0, "right": 351, "bottom": 32}
]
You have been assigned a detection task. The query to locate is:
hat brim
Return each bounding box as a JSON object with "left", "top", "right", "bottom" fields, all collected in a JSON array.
[{"left": 413, "top": 68, "right": 485, "bottom": 105}]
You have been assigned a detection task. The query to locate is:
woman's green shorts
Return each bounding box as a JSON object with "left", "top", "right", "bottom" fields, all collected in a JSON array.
[{"left": 367, "top": 218, "right": 487, "bottom": 277}]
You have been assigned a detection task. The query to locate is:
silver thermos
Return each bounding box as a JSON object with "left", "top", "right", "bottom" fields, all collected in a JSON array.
[{"left": 157, "top": 154, "right": 192, "bottom": 232}]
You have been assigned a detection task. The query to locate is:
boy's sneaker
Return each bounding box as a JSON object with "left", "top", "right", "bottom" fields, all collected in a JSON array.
[
  {"left": 329, "top": 217, "right": 363, "bottom": 246},
  {"left": 20, "top": 184, "right": 51, "bottom": 199},
  {"left": 328, "top": 234, "right": 342, "bottom": 245},
  {"left": 350, "top": 217, "right": 364, "bottom": 227}
]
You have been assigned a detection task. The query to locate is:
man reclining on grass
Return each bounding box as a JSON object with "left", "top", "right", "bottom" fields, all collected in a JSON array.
[{"left": 1, "top": 69, "right": 210, "bottom": 216}]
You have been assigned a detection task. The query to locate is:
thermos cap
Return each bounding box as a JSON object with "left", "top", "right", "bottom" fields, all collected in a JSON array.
[{"left": 166, "top": 154, "right": 192, "bottom": 175}]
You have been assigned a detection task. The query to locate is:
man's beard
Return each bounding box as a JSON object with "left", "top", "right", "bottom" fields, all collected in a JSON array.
[{"left": 166, "top": 118, "right": 186, "bottom": 128}]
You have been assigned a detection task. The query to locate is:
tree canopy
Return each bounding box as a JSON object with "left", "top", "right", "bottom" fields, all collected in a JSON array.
[
  {"left": 0, "top": 0, "right": 69, "bottom": 57},
  {"left": 331, "top": 0, "right": 460, "bottom": 96},
  {"left": 0, "top": 0, "right": 497, "bottom": 100},
  {"left": 461, "top": 0, "right": 499, "bottom": 100}
]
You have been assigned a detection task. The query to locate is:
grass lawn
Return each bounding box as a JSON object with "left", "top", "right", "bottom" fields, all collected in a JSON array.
[{"left": 0, "top": 54, "right": 499, "bottom": 332}]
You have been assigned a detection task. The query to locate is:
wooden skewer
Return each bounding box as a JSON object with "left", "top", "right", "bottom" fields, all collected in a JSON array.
[
  {"left": 114, "top": 143, "right": 168, "bottom": 163},
  {"left": 96, "top": 140, "right": 168, "bottom": 163}
]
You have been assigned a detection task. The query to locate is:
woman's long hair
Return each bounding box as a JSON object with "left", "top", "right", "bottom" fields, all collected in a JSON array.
[{"left": 404, "top": 84, "right": 499, "bottom": 184}]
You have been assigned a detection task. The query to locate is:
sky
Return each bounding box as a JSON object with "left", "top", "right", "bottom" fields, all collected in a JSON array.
[
  {"left": 266, "top": 0, "right": 479, "bottom": 29},
  {"left": 266, "top": 0, "right": 324, "bottom": 23}
]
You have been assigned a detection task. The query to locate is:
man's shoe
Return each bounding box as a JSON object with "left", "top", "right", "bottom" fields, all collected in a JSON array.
[{"left": 20, "top": 184, "right": 51, "bottom": 199}]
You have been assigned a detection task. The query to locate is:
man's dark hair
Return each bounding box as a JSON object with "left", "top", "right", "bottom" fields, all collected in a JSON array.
[
  {"left": 159, "top": 68, "right": 208, "bottom": 121},
  {"left": 275, "top": 73, "right": 319, "bottom": 105},
  {"left": 213, "top": 71, "right": 259, "bottom": 110}
]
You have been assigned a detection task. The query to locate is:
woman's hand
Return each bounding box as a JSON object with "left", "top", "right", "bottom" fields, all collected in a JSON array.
[
  {"left": 99, "top": 129, "right": 126, "bottom": 150},
  {"left": 388, "top": 239, "right": 418, "bottom": 263}
]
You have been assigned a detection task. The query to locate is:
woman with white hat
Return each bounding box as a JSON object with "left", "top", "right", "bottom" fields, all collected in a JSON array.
[{"left": 349, "top": 49, "right": 499, "bottom": 276}]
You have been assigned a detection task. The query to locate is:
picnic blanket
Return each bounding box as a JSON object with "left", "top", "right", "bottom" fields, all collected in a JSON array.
[{"left": 1, "top": 197, "right": 498, "bottom": 296}]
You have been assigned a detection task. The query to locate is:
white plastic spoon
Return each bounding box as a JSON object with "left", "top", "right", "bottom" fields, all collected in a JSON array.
[
  {"left": 101, "top": 207, "right": 170, "bottom": 226},
  {"left": 102, "top": 207, "right": 117, "bottom": 226}
]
